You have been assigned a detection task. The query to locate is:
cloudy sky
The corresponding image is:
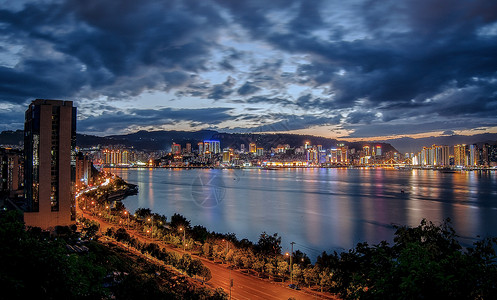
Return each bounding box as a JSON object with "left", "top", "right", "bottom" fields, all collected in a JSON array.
[{"left": 1, "top": 0, "right": 496, "bottom": 140}]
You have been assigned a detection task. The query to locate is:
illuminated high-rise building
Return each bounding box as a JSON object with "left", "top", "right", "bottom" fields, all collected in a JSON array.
[
  {"left": 198, "top": 142, "right": 204, "bottom": 154},
  {"left": 122, "top": 149, "right": 129, "bottom": 164},
  {"left": 329, "top": 148, "right": 338, "bottom": 163},
  {"left": 363, "top": 145, "right": 370, "bottom": 156},
  {"left": 318, "top": 150, "right": 327, "bottom": 164},
  {"left": 454, "top": 144, "right": 467, "bottom": 166},
  {"left": 204, "top": 140, "right": 220, "bottom": 154},
  {"left": 24, "top": 99, "right": 76, "bottom": 229},
  {"left": 222, "top": 150, "right": 232, "bottom": 162},
  {"left": 482, "top": 144, "right": 490, "bottom": 166},
  {"left": 75, "top": 152, "right": 91, "bottom": 189},
  {"left": 249, "top": 143, "right": 257, "bottom": 153},
  {"left": 0, "top": 148, "right": 23, "bottom": 196},
  {"left": 375, "top": 145, "right": 382, "bottom": 156},
  {"left": 469, "top": 144, "right": 478, "bottom": 166},
  {"left": 341, "top": 146, "right": 349, "bottom": 163},
  {"left": 172, "top": 143, "right": 181, "bottom": 155},
  {"left": 185, "top": 143, "right": 192, "bottom": 154},
  {"left": 307, "top": 149, "right": 317, "bottom": 163}
]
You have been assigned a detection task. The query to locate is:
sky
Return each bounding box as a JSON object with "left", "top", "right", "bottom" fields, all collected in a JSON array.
[{"left": 1, "top": 0, "right": 497, "bottom": 141}]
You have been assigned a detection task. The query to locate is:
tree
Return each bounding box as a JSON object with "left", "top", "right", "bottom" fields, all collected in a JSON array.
[
  {"left": 264, "top": 262, "right": 275, "bottom": 279},
  {"left": 327, "top": 219, "right": 497, "bottom": 299},
  {"left": 0, "top": 211, "right": 107, "bottom": 299},
  {"left": 135, "top": 208, "right": 152, "bottom": 218},
  {"left": 82, "top": 223, "right": 100, "bottom": 240},
  {"left": 212, "top": 245, "right": 220, "bottom": 258},
  {"left": 170, "top": 213, "right": 191, "bottom": 230},
  {"left": 294, "top": 250, "right": 311, "bottom": 267},
  {"left": 200, "top": 265, "right": 212, "bottom": 282},
  {"left": 252, "top": 258, "right": 265, "bottom": 276},
  {"left": 188, "top": 258, "right": 204, "bottom": 278},
  {"left": 319, "top": 269, "right": 334, "bottom": 292},
  {"left": 303, "top": 266, "right": 320, "bottom": 288},
  {"left": 292, "top": 264, "right": 303, "bottom": 285},
  {"left": 178, "top": 254, "right": 193, "bottom": 274},
  {"left": 202, "top": 242, "right": 211, "bottom": 257},
  {"left": 114, "top": 228, "right": 131, "bottom": 242},
  {"left": 113, "top": 201, "right": 125, "bottom": 213},
  {"left": 143, "top": 243, "right": 160, "bottom": 257},
  {"left": 277, "top": 261, "right": 289, "bottom": 279},
  {"left": 191, "top": 225, "right": 209, "bottom": 242},
  {"left": 256, "top": 232, "right": 282, "bottom": 256},
  {"left": 242, "top": 256, "right": 252, "bottom": 269},
  {"left": 225, "top": 249, "right": 234, "bottom": 262}
]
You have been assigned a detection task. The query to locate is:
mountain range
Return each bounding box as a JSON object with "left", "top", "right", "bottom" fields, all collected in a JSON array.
[
  {"left": 1, "top": 129, "right": 399, "bottom": 153},
  {"left": 2, "top": 129, "right": 496, "bottom": 154}
]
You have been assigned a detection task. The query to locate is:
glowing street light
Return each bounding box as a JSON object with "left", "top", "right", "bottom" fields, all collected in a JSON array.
[
  {"left": 179, "top": 227, "right": 186, "bottom": 251},
  {"left": 123, "top": 211, "right": 129, "bottom": 230},
  {"left": 147, "top": 217, "right": 154, "bottom": 238},
  {"left": 290, "top": 242, "right": 295, "bottom": 285}
]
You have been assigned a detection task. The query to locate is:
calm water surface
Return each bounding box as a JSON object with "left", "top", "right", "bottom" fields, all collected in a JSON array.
[{"left": 111, "top": 168, "right": 497, "bottom": 257}]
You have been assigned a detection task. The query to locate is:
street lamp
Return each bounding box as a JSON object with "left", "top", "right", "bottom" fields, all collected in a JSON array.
[
  {"left": 179, "top": 227, "right": 186, "bottom": 251},
  {"left": 123, "top": 211, "right": 129, "bottom": 230},
  {"left": 290, "top": 242, "right": 295, "bottom": 285},
  {"left": 147, "top": 217, "right": 154, "bottom": 238},
  {"left": 285, "top": 252, "right": 290, "bottom": 279}
]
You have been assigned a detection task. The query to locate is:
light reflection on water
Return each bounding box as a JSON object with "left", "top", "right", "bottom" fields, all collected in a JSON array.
[{"left": 112, "top": 168, "right": 497, "bottom": 258}]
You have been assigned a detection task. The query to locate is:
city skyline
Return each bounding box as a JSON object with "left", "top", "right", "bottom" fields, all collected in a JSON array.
[{"left": 1, "top": 1, "right": 497, "bottom": 140}]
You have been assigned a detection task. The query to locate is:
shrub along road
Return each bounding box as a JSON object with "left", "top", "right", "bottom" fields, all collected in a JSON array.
[{"left": 81, "top": 211, "right": 337, "bottom": 300}]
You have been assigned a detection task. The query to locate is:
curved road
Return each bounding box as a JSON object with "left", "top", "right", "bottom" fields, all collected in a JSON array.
[{"left": 81, "top": 210, "right": 337, "bottom": 300}]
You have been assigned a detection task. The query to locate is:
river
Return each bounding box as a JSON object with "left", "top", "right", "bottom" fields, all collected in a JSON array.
[{"left": 108, "top": 167, "right": 497, "bottom": 258}]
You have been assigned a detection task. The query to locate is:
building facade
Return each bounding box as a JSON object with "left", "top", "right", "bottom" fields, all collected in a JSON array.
[
  {"left": 24, "top": 99, "right": 77, "bottom": 229},
  {"left": 0, "top": 147, "right": 23, "bottom": 197}
]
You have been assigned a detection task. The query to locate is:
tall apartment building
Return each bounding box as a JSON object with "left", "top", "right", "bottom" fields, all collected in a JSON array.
[
  {"left": 454, "top": 144, "right": 467, "bottom": 166},
  {"left": 75, "top": 152, "right": 92, "bottom": 189},
  {"left": 203, "top": 140, "right": 221, "bottom": 154},
  {"left": 0, "top": 147, "right": 23, "bottom": 197},
  {"left": 172, "top": 143, "right": 181, "bottom": 155},
  {"left": 24, "top": 99, "right": 76, "bottom": 229},
  {"left": 249, "top": 143, "right": 257, "bottom": 153}
]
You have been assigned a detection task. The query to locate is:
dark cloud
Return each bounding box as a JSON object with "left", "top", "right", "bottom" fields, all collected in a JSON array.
[
  {"left": 79, "top": 107, "right": 234, "bottom": 134},
  {"left": 237, "top": 82, "right": 260, "bottom": 96},
  {"left": 225, "top": 114, "right": 341, "bottom": 133},
  {"left": 344, "top": 119, "right": 497, "bottom": 138},
  {"left": 0, "top": 0, "right": 496, "bottom": 137},
  {"left": 244, "top": 96, "right": 294, "bottom": 106},
  {"left": 345, "top": 111, "right": 378, "bottom": 125},
  {"left": 232, "top": 0, "right": 497, "bottom": 123},
  {"left": 208, "top": 77, "right": 236, "bottom": 100},
  {"left": 0, "top": 0, "right": 226, "bottom": 103}
]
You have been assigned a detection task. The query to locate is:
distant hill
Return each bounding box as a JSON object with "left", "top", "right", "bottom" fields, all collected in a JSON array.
[
  {"left": 381, "top": 133, "right": 497, "bottom": 154},
  {"left": 4, "top": 128, "right": 496, "bottom": 155},
  {"left": 1, "top": 129, "right": 399, "bottom": 153},
  {"left": 101, "top": 130, "right": 399, "bottom": 153},
  {"left": 0, "top": 130, "right": 23, "bottom": 146}
]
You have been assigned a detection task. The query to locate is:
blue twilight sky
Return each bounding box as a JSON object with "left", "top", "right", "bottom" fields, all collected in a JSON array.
[{"left": 0, "top": 0, "right": 496, "bottom": 140}]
